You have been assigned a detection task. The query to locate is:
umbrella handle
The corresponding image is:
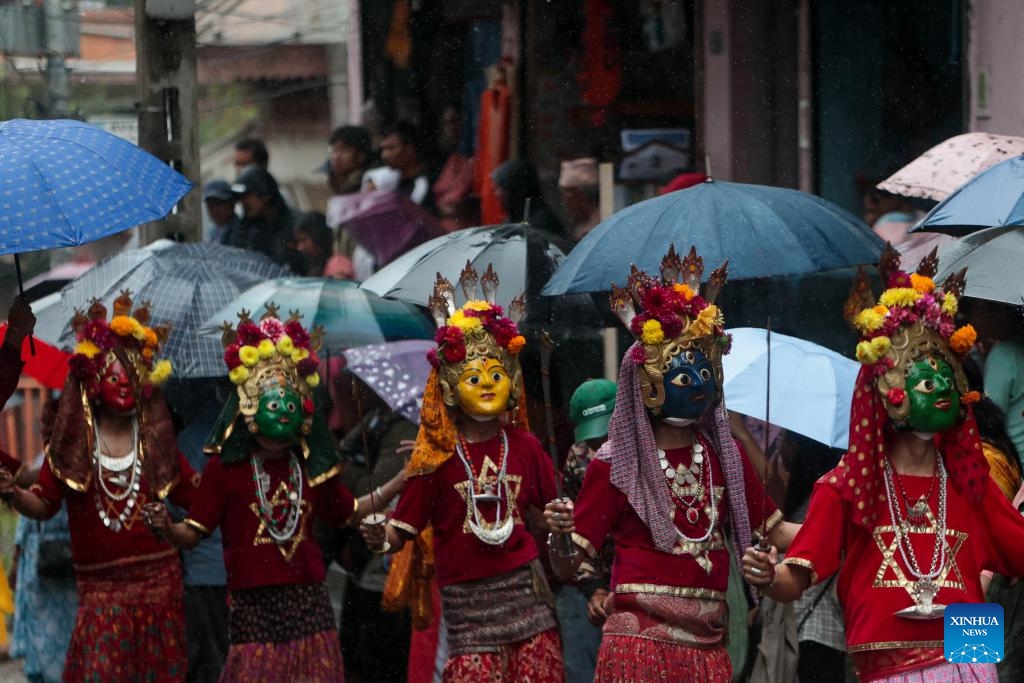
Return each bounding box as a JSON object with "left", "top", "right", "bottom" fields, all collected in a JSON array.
[{"left": 13, "top": 254, "right": 36, "bottom": 356}]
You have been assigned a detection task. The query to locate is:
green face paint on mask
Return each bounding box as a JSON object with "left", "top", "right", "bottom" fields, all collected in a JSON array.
[
  {"left": 253, "top": 384, "right": 302, "bottom": 440},
  {"left": 904, "top": 356, "right": 960, "bottom": 433}
]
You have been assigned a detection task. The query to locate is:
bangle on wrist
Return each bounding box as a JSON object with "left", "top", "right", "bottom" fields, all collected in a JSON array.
[{"left": 375, "top": 485, "right": 384, "bottom": 501}]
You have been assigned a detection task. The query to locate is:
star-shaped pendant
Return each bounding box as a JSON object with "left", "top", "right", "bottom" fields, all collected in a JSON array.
[{"left": 249, "top": 481, "right": 309, "bottom": 562}]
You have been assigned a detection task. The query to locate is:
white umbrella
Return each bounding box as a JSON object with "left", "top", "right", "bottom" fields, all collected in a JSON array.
[{"left": 722, "top": 327, "right": 859, "bottom": 449}]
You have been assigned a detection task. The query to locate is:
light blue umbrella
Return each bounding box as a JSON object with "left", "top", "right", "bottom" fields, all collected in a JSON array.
[
  {"left": 0, "top": 118, "right": 192, "bottom": 256},
  {"left": 914, "top": 155, "right": 1024, "bottom": 236},
  {"left": 343, "top": 340, "right": 434, "bottom": 425},
  {"left": 722, "top": 327, "right": 860, "bottom": 449},
  {"left": 200, "top": 278, "right": 435, "bottom": 352},
  {"left": 543, "top": 179, "right": 882, "bottom": 294}
]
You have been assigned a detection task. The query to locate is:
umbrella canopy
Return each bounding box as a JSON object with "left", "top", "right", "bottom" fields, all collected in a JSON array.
[
  {"left": 722, "top": 327, "right": 860, "bottom": 449},
  {"left": 542, "top": 179, "right": 883, "bottom": 295},
  {"left": 199, "top": 278, "right": 435, "bottom": 352},
  {"left": 343, "top": 340, "right": 434, "bottom": 425},
  {"left": 327, "top": 191, "right": 443, "bottom": 267},
  {"left": 50, "top": 242, "right": 289, "bottom": 378},
  {"left": 914, "top": 155, "right": 1024, "bottom": 236},
  {"left": 361, "top": 223, "right": 573, "bottom": 307},
  {"left": 0, "top": 323, "right": 69, "bottom": 389},
  {"left": 0, "top": 118, "right": 192, "bottom": 256},
  {"left": 935, "top": 225, "right": 1024, "bottom": 305},
  {"left": 877, "top": 132, "right": 1024, "bottom": 202},
  {"left": 19, "top": 260, "right": 95, "bottom": 302}
]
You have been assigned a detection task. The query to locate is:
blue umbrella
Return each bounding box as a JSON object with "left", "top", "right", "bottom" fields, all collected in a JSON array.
[
  {"left": 0, "top": 119, "right": 192, "bottom": 255},
  {"left": 913, "top": 155, "right": 1024, "bottom": 236},
  {"left": 542, "top": 179, "right": 883, "bottom": 294}
]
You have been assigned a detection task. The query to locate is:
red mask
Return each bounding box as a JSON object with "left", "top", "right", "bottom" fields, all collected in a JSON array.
[{"left": 98, "top": 360, "right": 137, "bottom": 414}]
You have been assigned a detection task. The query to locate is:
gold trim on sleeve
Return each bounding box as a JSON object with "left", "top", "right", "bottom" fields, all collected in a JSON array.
[
  {"left": 782, "top": 557, "right": 819, "bottom": 585},
  {"left": 572, "top": 532, "right": 598, "bottom": 558},
  {"left": 389, "top": 519, "right": 419, "bottom": 536},
  {"left": 614, "top": 583, "right": 726, "bottom": 602},
  {"left": 763, "top": 509, "right": 784, "bottom": 533},
  {"left": 184, "top": 518, "right": 212, "bottom": 536}
]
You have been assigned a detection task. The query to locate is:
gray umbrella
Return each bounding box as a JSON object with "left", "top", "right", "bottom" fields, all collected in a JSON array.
[
  {"left": 51, "top": 242, "right": 289, "bottom": 377},
  {"left": 935, "top": 225, "right": 1024, "bottom": 305}
]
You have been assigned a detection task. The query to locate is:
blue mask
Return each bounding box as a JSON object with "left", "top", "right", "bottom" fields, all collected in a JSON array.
[{"left": 660, "top": 348, "right": 718, "bottom": 420}]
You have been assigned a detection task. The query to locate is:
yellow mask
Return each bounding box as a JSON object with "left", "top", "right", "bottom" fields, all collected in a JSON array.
[{"left": 457, "top": 357, "right": 512, "bottom": 420}]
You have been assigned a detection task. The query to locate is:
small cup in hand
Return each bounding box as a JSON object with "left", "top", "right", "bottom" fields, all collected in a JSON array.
[{"left": 360, "top": 513, "right": 390, "bottom": 553}]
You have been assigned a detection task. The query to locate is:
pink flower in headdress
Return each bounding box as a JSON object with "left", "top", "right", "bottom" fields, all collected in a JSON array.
[
  {"left": 237, "top": 320, "right": 262, "bottom": 346},
  {"left": 259, "top": 318, "right": 286, "bottom": 342},
  {"left": 489, "top": 317, "right": 519, "bottom": 348},
  {"left": 441, "top": 342, "right": 466, "bottom": 364},
  {"left": 427, "top": 348, "right": 441, "bottom": 369},
  {"left": 284, "top": 320, "right": 310, "bottom": 348},
  {"left": 628, "top": 345, "right": 647, "bottom": 364},
  {"left": 224, "top": 344, "right": 241, "bottom": 370},
  {"left": 887, "top": 271, "right": 913, "bottom": 288},
  {"left": 81, "top": 320, "right": 116, "bottom": 350},
  {"left": 660, "top": 315, "right": 683, "bottom": 340}
]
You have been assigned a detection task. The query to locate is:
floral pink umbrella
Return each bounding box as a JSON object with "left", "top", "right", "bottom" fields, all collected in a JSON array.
[{"left": 877, "top": 132, "right": 1024, "bottom": 201}]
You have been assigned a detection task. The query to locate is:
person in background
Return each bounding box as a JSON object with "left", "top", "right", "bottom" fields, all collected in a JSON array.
[
  {"left": 10, "top": 398, "right": 78, "bottom": 683},
  {"left": 164, "top": 379, "right": 231, "bottom": 683},
  {"left": 1, "top": 297, "right": 35, "bottom": 410},
  {"left": 202, "top": 180, "right": 240, "bottom": 244},
  {"left": 293, "top": 212, "right": 334, "bottom": 278},
  {"left": 328, "top": 126, "right": 373, "bottom": 197},
  {"left": 229, "top": 167, "right": 306, "bottom": 274},
  {"left": 557, "top": 379, "right": 616, "bottom": 683},
  {"left": 432, "top": 105, "right": 479, "bottom": 232},
  {"left": 379, "top": 121, "right": 436, "bottom": 215},
  {"left": 559, "top": 158, "right": 601, "bottom": 242},
  {"left": 233, "top": 138, "right": 269, "bottom": 176},
  {"left": 491, "top": 159, "right": 563, "bottom": 234},
  {"left": 983, "top": 333, "right": 1024, "bottom": 462}
]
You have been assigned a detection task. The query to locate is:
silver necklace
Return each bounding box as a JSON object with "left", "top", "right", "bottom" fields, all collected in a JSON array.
[
  {"left": 93, "top": 418, "right": 141, "bottom": 532},
  {"left": 659, "top": 437, "right": 717, "bottom": 545},
  {"left": 251, "top": 453, "right": 304, "bottom": 543},
  {"left": 882, "top": 456, "right": 948, "bottom": 618},
  {"left": 454, "top": 428, "right": 514, "bottom": 546}
]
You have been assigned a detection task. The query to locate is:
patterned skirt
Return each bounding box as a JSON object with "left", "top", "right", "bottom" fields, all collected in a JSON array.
[
  {"left": 872, "top": 661, "right": 998, "bottom": 683},
  {"left": 64, "top": 551, "right": 187, "bottom": 683},
  {"left": 594, "top": 591, "right": 732, "bottom": 683},
  {"left": 220, "top": 582, "right": 344, "bottom": 683}
]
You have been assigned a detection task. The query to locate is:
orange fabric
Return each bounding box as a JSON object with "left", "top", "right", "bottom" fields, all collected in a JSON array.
[
  {"left": 385, "top": 0, "right": 411, "bottom": 68},
  {"left": 406, "top": 368, "right": 458, "bottom": 478},
  {"left": 382, "top": 527, "right": 435, "bottom": 630},
  {"left": 982, "top": 441, "right": 1021, "bottom": 501},
  {"left": 475, "top": 83, "right": 511, "bottom": 225}
]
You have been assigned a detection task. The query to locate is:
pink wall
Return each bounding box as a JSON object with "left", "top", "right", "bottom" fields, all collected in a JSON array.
[{"left": 969, "top": 0, "right": 1024, "bottom": 135}]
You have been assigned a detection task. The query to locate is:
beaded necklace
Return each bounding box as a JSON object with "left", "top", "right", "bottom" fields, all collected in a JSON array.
[
  {"left": 93, "top": 417, "right": 142, "bottom": 532},
  {"left": 454, "top": 428, "right": 513, "bottom": 545},
  {"left": 251, "top": 451, "right": 304, "bottom": 543},
  {"left": 659, "top": 433, "right": 717, "bottom": 544}
]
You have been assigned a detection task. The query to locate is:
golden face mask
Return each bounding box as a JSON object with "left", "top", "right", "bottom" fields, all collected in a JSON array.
[{"left": 456, "top": 356, "right": 512, "bottom": 420}]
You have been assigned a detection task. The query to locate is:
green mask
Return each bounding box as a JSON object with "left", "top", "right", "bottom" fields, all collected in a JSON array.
[
  {"left": 904, "top": 356, "right": 960, "bottom": 433},
  {"left": 253, "top": 384, "right": 302, "bottom": 440}
]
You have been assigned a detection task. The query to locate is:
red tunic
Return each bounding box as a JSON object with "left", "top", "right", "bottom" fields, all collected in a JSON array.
[
  {"left": 784, "top": 474, "right": 1024, "bottom": 681},
  {"left": 390, "top": 427, "right": 558, "bottom": 587},
  {"left": 31, "top": 453, "right": 196, "bottom": 570},
  {"left": 572, "top": 441, "right": 780, "bottom": 600},
  {"left": 185, "top": 454, "right": 357, "bottom": 592}
]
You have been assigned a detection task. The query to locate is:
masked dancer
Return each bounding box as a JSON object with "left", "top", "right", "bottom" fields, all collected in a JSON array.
[
  {"left": 743, "top": 248, "right": 1024, "bottom": 682},
  {"left": 360, "top": 263, "right": 564, "bottom": 682},
  {"left": 544, "top": 246, "right": 797, "bottom": 682},
  {"left": 0, "top": 292, "right": 194, "bottom": 682},
  {"left": 144, "top": 306, "right": 403, "bottom": 682}
]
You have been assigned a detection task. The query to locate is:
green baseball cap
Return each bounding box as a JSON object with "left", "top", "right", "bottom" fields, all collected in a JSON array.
[{"left": 569, "top": 379, "right": 617, "bottom": 443}]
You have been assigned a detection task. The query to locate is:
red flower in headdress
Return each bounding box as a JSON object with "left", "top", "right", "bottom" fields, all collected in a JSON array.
[{"left": 284, "top": 320, "right": 311, "bottom": 348}]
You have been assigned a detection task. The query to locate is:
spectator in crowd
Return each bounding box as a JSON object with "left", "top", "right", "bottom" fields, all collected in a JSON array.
[
  {"left": 491, "top": 159, "right": 564, "bottom": 235},
  {"left": 229, "top": 167, "right": 306, "bottom": 273},
  {"left": 432, "top": 105, "right": 479, "bottom": 232},
  {"left": 293, "top": 212, "right": 334, "bottom": 278},
  {"left": 984, "top": 334, "right": 1024, "bottom": 461},
  {"left": 379, "top": 121, "right": 436, "bottom": 215},
  {"left": 328, "top": 126, "right": 374, "bottom": 196},
  {"left": 233, "top": 138, "right": 269, "bottom": 176},
  {"left": 559, "top": 158, "right": 601, "bottom": 242},
  {"left": 202, "top": 180, "right": 240, "bottom": 244}
]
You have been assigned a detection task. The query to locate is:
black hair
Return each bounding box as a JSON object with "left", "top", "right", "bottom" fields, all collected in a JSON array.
[
  {"left": 783, "top": 432, "right": 845, "bottom": 521},
  {"left": 962, "top": 354, "right": 1022, "bottom": 473},
  {"left": 379, "top": 121, "right": 419, "bottom": 149},
  {"left": 235, "top": 137, "right": 269, "bottom": 168},
  {"left": 329, "top": 126, "right": 373, "bottom": 160},
  {"left": 294, "top": 211, "right": 333, "bottom": 257}
]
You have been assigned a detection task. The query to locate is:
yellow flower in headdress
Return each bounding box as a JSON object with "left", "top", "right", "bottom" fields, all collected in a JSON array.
[
  {"left": 305, "top": 373, "right": 321, "bottom": 388},
  {"left": 949, "top": 325, "right": 977, "bottom": 354},
  {"left": 640, "top": 319, "right": 665, "bottom": 345},
  {"left": 149, "top": 360, "right": 173, "bottom": 385},
  {"left": 909, "top": 274, "right": 935, "bottom": 294},
  {"left": 879, "top": 287, "right": 920, "bottom": 308},
  {"left": 462, "top": 300, "right": 492, "bottom": 312},
  {"left": 856, "top": 336, "right": 891, "bottom": 364},
  {"left": 110, "top": 315, "right": 141, "bottom": 337},
  {"left": 854, "top": 308, "right": 885, "bottom": 333},
  {"left": 239, "top": 345, "right": 260, "bottom": 367},
  {"left": 257, "top": 339, "right": 276, "bottom": 359},
  {"left": 673, "top": 283, "right": 695, "bottom": 301},
  {"left": 132, "top": 323, "right": 149, "bottom": 342},
  {"left": 448, "top": 309, "right": 482, "bottom": 333},
  {"left": 229, "top": 366, "right": 250, "bottom": 385},
  {"left": 291, "top": 347, "right": 310, "bottom": 363},
  {"left": 941, "top": 292, "right": 958, "bottom": 317},
  {"left": 75, "top": 340, "right": 101, "bottom": 358},
  {"left": 689, "top": 304, "right": 720, "bottom": 338},
  {"left": 276, "top": 336, "right": 295, "bottom": 356}
]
